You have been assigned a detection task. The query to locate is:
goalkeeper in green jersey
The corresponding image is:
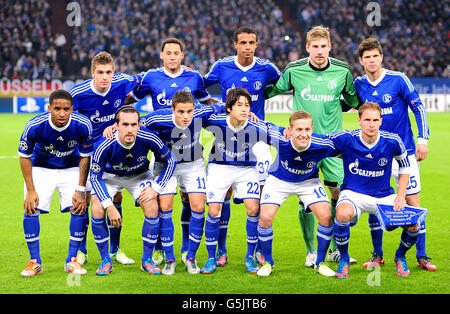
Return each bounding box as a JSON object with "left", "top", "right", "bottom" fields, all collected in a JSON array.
[{"left": 265, "top": 25, "right": 361, "bottom": 267}]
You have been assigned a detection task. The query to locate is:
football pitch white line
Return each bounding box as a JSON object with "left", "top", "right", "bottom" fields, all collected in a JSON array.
[{"left": 0, "top": 155, "right": 18, "bottom": 159}]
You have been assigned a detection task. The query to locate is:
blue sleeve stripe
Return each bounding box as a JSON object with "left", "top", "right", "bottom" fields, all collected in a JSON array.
[
  {"left": 137, "top": 131, "right": 165, "bottom": 149},
  {"left": 70, "top": 83, "right": 92, "bottom": 97},
  {"left": 22, "top": 115, "right": 48, "bottom": 138},
  {"left": 71, "top": 115, "right": 93, "bottom": 134},
  {"left": 90, "top": 173, "right": 109, "bottom": 202},
  {"left": 93, "top": 139, "right": 114, "bottom": 162},
  {"left": 69, "top": 80, "right": 91, "bottom": 95},
  {"left": 417, "top": 106, "right": 430, "bottom": 139},
  {"left": 310, "top": 137, "right": 336, "bottom": 149},
  {"left": 156, "top": 154, "right": 176, "bottom": 188}
]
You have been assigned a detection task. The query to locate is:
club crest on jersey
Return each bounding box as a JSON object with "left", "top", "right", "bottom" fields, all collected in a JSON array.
[
  {"left": 382, "top": 94, "right": 392, "bottom": 103},
  {"left": 114, "top": 99, "right": 122, "bottom": 108},
  {"left": 67, "top": 140, "right": 78, "bottom": 148},
  {"left": 253, "top": 81, "right": 262, "bottom": 90},
  {"left": 378, "top": 158, "right": 388, "bottom": 167},
  {"left": 328, "top": 80, "right": 337, "bottom": 90}
]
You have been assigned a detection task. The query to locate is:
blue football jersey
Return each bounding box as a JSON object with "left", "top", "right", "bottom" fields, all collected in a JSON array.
[
  {"left": 130, "top": 67, "right": 211, "bottom": 110},
  {"left": 354, "top": 69, "right": 430, "bottom": 154},
  {"left": 90, "top": 129, "right": 177, "bottom": 205},
  {"left": 18, "top": 112, "right": 93, "bottom": 169},
  {"left": 141, "top": 104, "right": 223, "bottom": 163},
  {"left": 267, "top": 125, "right": 340, "bottom": 183},
  {"left": 204, "top": 56, "right": 281, "bottom": 120},
  {"left": 205, "top": 113, "right": 269, "bottom": 166},
  {"left": 70, "top": 73, "right": 142, "bottom": 142},
  {"left": 329, "top": 129, "right": 410, "bottom": 197}
]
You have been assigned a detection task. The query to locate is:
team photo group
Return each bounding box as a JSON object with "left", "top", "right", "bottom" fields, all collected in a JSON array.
[{"left": 18, "top": 25, "right": 435, "bottom": 280}]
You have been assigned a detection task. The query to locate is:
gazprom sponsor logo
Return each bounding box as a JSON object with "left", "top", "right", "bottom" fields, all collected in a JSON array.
[{"left": 349, "top": 159, "right": 384, "bottom": 177}]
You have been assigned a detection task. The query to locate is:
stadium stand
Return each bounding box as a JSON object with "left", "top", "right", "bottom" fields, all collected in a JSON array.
[{"left": 0, "top": 0, "right": 448, "bottom": 80}]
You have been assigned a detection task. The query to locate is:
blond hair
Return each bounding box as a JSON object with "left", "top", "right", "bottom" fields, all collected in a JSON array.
[
  {"left": 289, "top": 110, "right": 313, "bottom": 126},
  {"left": 91, "top": 51, "right": 115, "bottom": 72},
  {"left": 306, "top": 25, "right": 331, "bottom": 45},
  {"left": 358, "top": 102, "right": 382, "bottom": 117}
]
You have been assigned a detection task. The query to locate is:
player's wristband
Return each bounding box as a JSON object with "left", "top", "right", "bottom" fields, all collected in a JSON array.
[
  {"left": 417, "top": 138, "right": 428, "bottom": 145},
  {"left": 77, "top": 185, "right": 86, "bottom": 192}
]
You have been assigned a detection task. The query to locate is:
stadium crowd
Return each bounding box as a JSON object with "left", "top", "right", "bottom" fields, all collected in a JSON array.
[{"left": 0, "top": 0, "right": 448, "bottom": 80}]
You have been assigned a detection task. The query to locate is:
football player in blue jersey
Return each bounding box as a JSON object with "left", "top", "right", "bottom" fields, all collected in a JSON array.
[
  {"left": 89, "top": 105, "right": 176, "bottom": 276},
  {"left": 354, "top": 38, "right": 435, "bottom": 271},
  {"left": 18, "top": 90, "right": 93, "bottom": 277},
  {"left": 128, "top": 37, "right": 216, "bottom": 110},
  {"left": 329, "top": 102, "right": 420, "bottom": 278},
  {"left": 139, "top": 91, "right": 223, "bottom": 274},
  {"left": 257, "top": 111, "right": 339, "bottom": 277},
  {"left": 70, "top": 51, "right": 142, "bottom": 265},
  {"left": 204, "top": 26, "right": 282, "bottom": 266},
  {"left": 201, "top": 88, "right": 269, "bottom": 274},
  {"left": 126, "top": 38, "right": 217, "bottom": 266}
]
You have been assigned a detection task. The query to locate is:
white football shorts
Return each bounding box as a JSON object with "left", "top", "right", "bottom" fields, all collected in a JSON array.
[
  {"left": 260, "top": 175, "right": 329, "bottom": 211},
  {"left": 24, "top": 166, "right": 79, "bottom": 213},
  {"left": 391, "top": 154, "right": 421, "bottom": 195},
  {"left": 206, "top": 163, "right": 260, "bottom": 204},
  {"left": 153, "top": 158, "right": 206, "bottom": 195},
  {"left": 336, "top": 189, "right": 396, "bottom": 225},
  {"left": 93, "top": 170, "right": 155, "bottom": 206},
  {"left": 252, "top": 141, "right": 273, "bottom": 185}
]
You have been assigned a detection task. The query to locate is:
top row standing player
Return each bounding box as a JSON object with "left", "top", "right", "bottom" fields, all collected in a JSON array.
[
  {"left": 70, "top": 52, "right": 142, "bottom": 265},
  {"left": 202, "top": 26, "right": 282, "bottom": 265},
  {"left": 354, "top": 38, "right": 434, "bottom": 271},
  {"left": 126, "top": 37, "right": 218, "bottom": 265}
]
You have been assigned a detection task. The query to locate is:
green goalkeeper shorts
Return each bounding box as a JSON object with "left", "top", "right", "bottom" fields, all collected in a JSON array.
[{"left": 318, "top": 157, "right": 344, "bottom": 188}]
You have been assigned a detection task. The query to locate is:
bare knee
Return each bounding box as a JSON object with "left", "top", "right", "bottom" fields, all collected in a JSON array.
[{"left": 335, "top": 203, "right": 354, "bottom": 223}]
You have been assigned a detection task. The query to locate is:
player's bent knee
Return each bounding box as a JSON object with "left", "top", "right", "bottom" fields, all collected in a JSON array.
[
  {"left": 259, "top": 213, "right": 273, "bottom": 228},
  {"left": 188, "top": 194, "right": 206, "bottom": 212},
  {"left": 405, "top": 224, "right": 419, "bottom": 232},
  {"left": 207, "top": 204, "right": 221, "bottom": 218},
  {"left": 317, "top": 211, "right": 332, "bottom": 226},
  {"left": 335, "top": 203, "right": 354, "bottom": 223},
  {"left": 141, "top": 199, "right": 159, "bottom": 217}
]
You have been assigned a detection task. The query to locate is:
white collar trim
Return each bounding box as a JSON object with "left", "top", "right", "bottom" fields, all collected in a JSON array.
[
  {"left": 90, "top": 80, "right": 111, "bottom": 96},
  {"left": 226, "top": 115, "right": 248, "bottom": 132},
  {"left": 234, "top": 56, "right": 255, "bottom": 72}
]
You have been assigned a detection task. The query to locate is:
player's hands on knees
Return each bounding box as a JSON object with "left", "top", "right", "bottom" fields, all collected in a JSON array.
[
  {"left": 416, "top": 144, "right": 428, "bottom": 161},
  {"left": 106, "top": 205, "right": 122, "bottom": 228},
  {"left": 393, "top": 195, "right": 406, "bottom": 211},
  {"left": 248, "top": 112, "right": 260, "bottom": 123},
  {"left": 24, "top": 190, "right": 39, "bottom": 216},
  {"left": 103, "top": 125, "right": 117, "bottom": 140},
  {"left": 71, "top": 191, "right": 87, "bottom": 214},
  {"left": 139, "top": 186, "right": 158, "bottom": 204}
]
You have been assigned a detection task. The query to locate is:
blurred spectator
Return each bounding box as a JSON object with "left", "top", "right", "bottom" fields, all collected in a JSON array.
[
  {"left": 0, "top": 0, "right": 447, "bottom": 80},
  {"left": 287, "top": 0, "right": 449, "bottom": 77}
]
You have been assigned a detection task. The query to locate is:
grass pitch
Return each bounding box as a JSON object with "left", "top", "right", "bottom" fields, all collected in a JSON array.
[{"left": 0, "top": 112, "right": 448, "bottom": 295}]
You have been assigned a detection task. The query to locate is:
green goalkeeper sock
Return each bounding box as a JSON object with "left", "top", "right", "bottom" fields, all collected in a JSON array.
[
  {"left": 298, "top": 203, "right": 316, "bottom": 253},
  {"left": 329, "top": 199, "right": 337, "bottom": 252}
]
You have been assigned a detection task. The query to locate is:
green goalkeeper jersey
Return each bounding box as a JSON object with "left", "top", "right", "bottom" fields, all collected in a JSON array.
[{"left": 265, "top": 57, "right": 361, "bottom": 134}]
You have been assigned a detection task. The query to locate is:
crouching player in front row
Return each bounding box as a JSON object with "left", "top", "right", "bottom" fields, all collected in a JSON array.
[
  {"left": 330, "top": 102, "right": 419, "bottom": 278},
  {"left": 89, "top": 105, "right": 176, "bottom": 276},
  {"left": 257, "top": 111, "right": 339, "bottom": 277},
  {"left": 201, "top": 88, "right": 269, "bottom": 274},
  {"left": 18, "top": 90, "right": 93, "bottom": 277}
]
